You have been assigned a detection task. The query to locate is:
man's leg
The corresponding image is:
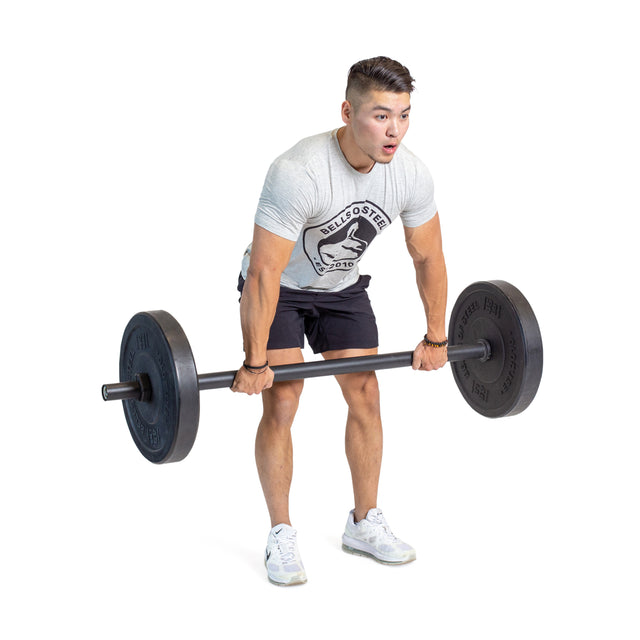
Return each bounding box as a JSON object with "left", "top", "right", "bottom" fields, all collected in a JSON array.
[
  {"left": 255, "top": 347, "right": 305, "bottom": 528},
  {"left": 323, "top": 348, "right": 382, "bottom": 523},
  {"left": 324, "top": 349, "right": 416, "bottom": 565}
]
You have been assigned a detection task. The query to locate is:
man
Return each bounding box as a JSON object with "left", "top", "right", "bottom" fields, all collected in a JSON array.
[{"left": 232, "top": 56, "right": 448, "bottom": 586}]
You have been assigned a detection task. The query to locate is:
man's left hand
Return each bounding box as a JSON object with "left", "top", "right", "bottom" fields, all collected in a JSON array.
[{"left": 411, "top": 340, "right": 448, "bottom": 371}]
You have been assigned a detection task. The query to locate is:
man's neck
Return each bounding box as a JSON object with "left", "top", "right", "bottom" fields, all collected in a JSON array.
[{"left": 336, "top": 126, "right": 375, "bottom": 174}]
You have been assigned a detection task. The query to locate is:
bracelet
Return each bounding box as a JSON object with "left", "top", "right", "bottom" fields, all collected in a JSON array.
[
  {"left": 423, "top": 335, "right": 448, "bottom": 348},
  {"left": 243, "top": 361, "right": 269, "bottom": 374}
]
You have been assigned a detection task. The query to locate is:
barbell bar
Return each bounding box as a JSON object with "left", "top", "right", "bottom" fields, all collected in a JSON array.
[{"left": 102, "top": 341, "right": 490, "bottom": 402}]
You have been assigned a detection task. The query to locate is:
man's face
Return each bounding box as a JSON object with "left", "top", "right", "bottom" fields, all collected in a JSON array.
[{"left": 342, "top": 90, "right": 411, "bottom": 169}]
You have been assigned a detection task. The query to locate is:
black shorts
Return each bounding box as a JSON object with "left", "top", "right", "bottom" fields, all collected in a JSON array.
[{"left": 237, "top": 274, "right": 379, "bottom": 354}]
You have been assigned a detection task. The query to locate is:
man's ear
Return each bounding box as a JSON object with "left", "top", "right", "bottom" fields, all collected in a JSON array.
[{"left": 341, "top": 100, "right": 353, "bottom": 125}]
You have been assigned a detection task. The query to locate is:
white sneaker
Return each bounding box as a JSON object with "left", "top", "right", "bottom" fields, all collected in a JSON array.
[
  {"left": 264, "top": 524, "right": 307, "bottom": 586},
  {"left": 342, "top": 508, "right": 416, "bottom": 565}
]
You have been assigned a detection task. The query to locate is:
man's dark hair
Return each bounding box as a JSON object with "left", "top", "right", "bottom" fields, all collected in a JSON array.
[{"left": 346, "top": 56, "right": 415, "bottom": 108}]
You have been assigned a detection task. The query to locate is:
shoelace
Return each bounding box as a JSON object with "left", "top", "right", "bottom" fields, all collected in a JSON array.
[
  {"left": 366, "top": 510, "right": 400, "bottom": 542},
  {"left": 275, "top": 531, "right": 298, "bottom": 565}
]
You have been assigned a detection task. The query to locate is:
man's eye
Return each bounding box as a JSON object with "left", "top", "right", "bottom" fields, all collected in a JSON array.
[{"left": 376, "top": 114, "right": 387, "bottom": 120}]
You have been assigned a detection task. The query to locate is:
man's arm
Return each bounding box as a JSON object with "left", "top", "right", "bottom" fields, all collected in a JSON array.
[
  {"left": 403, "top": 213, "right": 449, "bottom": 371},
  {"left": 231, "top": 224, "right": 296, "bottom": 395}
]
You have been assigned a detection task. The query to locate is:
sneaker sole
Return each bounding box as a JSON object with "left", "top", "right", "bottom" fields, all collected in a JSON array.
[
  {"left": 267, "top": 575, "right": 307, "bottom": 587},
  {"left": 264, "top": 560, "right": 307, "bottom": 586},
  {"left": 342, "top": 542, "right": 416, "bottom": 565}
]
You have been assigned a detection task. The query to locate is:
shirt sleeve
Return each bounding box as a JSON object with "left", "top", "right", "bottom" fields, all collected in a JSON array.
[
  {"left": 253, "top": 158, "right": 316, "bottom": 241},
  {"left": 399, "top": 157, "right": 438, "bottom": 228}
]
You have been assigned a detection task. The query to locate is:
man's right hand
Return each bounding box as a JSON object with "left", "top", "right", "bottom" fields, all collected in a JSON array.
[{"left": 230, "top": 365, "right": 275, "bottom": 395}]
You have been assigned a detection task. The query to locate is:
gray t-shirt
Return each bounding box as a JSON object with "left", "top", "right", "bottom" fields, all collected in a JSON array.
[{"left": 241, "top": 129, "right": 438, "bottom": 292}]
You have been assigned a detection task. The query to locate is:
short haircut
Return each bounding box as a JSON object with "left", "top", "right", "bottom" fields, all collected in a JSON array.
[{"left": 345, "top": 56, "right": 415, "bottom": 108}]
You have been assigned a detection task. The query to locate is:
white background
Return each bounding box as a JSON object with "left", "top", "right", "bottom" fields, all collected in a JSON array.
[{"left": 2, "top": 1, "right": 638, "bottom": 638}]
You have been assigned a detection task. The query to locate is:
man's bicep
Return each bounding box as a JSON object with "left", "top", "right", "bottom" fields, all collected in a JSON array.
[{"left": 247, "top": 224, "right": 296, "bottom": 275}]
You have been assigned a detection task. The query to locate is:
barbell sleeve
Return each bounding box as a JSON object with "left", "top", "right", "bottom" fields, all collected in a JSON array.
[{"left": 102, "top": 381, "right": 141, "bottom": 402}]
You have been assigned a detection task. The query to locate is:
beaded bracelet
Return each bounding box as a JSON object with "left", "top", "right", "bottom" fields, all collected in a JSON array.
[
  {"left": 423, "top": 335, "right": 448, "bottom": 348},
  {"left": 243, "top": 361, "right": 269, "bottom": 374}
]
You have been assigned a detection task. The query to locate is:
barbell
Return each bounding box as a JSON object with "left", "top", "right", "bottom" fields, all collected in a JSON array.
[{"left": 101, "top": 280, "right": 543, "bottom": 464}]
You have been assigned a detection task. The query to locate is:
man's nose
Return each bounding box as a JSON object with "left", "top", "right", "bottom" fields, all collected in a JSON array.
[{"left": 387, "top": 120, "right": 399, "bottom": 137}]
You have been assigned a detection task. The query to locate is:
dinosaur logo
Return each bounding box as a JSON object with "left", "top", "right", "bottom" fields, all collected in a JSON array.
[{"left": 303, "top": 201, "right": 391, "bottom": 276}]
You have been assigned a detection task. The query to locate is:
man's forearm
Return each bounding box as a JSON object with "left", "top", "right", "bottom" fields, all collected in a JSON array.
[
  {"left": 414, "top": 255, "right": 448, "bottom": 341},
  {"left": 239, "top": 267, "right": 281, "bottom": 365},
  {"left": 238, "top": 226, "right": 296, "bottom": 368}
]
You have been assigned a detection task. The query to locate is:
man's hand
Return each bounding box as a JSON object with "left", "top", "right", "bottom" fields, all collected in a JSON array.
[
  {"left": 231, "top": 365, "right": 275, "bottom": 395},
  {"left": 411, "top": 340, "right": 448, "bottom": 371}
]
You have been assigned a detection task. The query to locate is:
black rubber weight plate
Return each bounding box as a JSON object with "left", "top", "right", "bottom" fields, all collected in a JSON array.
[
  {"left": 448, "top": 281, "right": 543, "bottom": 418},
  {"left": 119, "top": 311, "right": 199, "bottom": 463}
]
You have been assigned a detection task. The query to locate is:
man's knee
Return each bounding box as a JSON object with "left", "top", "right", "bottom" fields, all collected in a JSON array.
[
  {"left": 340, "top": 372, "right": 380, "bottom": 415},
  {"left": 261, "top": 380, "right": 305, "bottom": 427}
]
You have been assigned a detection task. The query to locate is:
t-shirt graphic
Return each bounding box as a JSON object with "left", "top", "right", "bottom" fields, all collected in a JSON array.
[{"left": 303, "top": 201, "right": 391, "bottom": 276}]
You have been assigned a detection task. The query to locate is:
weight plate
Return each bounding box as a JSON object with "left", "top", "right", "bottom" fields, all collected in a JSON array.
[
  {"left": 119, "top": 311, "right": 199, "bottom": 463},
  {"left": 448, "top": 281, "right": 543, "bottom": 418}
]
